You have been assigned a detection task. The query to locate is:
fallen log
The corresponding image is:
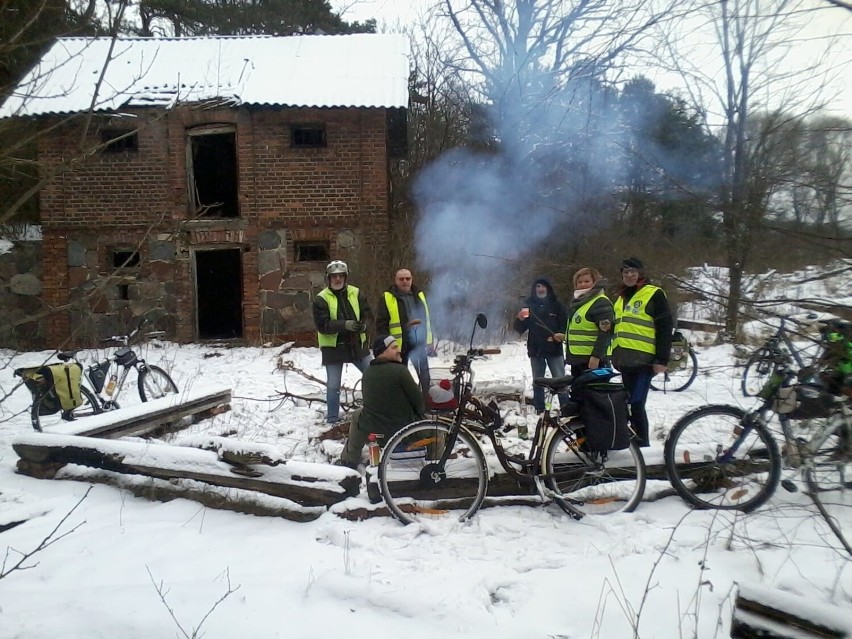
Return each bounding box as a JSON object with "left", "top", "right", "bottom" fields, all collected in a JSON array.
[
  {"left": 13, "top": 433, "right": 360, "bottom": 508},
  {"left": 53, "top": 464, "right": 326, "bottom": 522},
  {"left": 732, "top": 582, "right": 851, "bottom": 639}
]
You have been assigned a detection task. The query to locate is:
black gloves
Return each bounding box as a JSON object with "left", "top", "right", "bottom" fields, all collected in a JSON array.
[{"left": 344, "top": 320, "right": 366, "bottom": 333}]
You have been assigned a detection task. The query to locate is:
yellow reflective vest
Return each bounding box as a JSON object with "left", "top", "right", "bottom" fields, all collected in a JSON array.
[
  {"left": 613, "top": 285, "right": 662, "bottom": 357},
  {"left": 316, "top": 286, "right": 366, "bottom": 348},
  {"left": 384, "top": 291, "right": 432, "bottom": 347},
  {"left": 567, "top": 291, "right": 609, "bottom": 357}
]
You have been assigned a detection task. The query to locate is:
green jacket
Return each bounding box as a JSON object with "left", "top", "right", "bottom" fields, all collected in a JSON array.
[{"left": 359, "top": 359, "right": 425, "bottom": 436}]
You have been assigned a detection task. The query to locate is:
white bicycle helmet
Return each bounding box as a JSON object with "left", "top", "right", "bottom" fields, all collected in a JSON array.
[{"left": 326, "top": 260, "right": 349, "bottom": 277}]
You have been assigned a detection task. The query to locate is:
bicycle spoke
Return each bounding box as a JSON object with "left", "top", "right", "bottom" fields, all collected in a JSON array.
[
  {"left": 665, "top": 405, "right": 781, "bottom": 511},
  {"left": 378, "top": 421, "right": 488, "bottom": 525}
]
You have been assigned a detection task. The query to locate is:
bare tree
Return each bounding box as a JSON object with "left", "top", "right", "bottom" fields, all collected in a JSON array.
[{"left": 656, "top": 0, "right": 845, "bottom": 338}]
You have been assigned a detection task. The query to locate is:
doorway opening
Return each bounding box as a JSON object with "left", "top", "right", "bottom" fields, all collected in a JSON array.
[{"left": 195, "top": 248, "right": 243, "bottom": 339}]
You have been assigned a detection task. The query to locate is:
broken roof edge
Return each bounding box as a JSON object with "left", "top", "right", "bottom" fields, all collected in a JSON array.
[{"left": 0, "top": 33, "right": 411, "bottom": 118}]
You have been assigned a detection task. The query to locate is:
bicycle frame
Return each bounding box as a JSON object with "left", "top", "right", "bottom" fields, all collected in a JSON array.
[{"left": 428, "top": 367, "right": 600, "bottom": 518}]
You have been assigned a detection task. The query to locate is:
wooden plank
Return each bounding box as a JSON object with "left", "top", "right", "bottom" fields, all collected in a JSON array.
[
  {"left": 46, "top": 384, "right": 232, "bottom": 439},
  {"left": 13, "top": 434, "right": 361, "bottom": 507}
]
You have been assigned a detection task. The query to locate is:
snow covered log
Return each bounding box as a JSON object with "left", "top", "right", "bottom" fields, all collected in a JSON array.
[
  {"left": 12, "top": 433, "right": 361, "bottom": 508},
  {"left": 732, "top": 582, "right": 851, "bottom": 639},
  {"left": 43, "top": 383, "right": 233, "bottom": 439}
]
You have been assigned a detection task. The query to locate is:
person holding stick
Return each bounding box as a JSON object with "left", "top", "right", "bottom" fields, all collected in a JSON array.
[{"left": 513, "top": 277, "right": 569, "bottom": 413}]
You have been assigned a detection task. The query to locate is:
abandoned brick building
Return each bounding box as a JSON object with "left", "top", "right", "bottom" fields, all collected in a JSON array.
[{"left": 0, "top": 34, "right": 409, "bottom": 346}]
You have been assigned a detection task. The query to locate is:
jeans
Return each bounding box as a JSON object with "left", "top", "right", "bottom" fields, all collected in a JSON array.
[
  {"left": 530, "top": 354, "right": 568, "bottom": 412},
  {"left": 325, "top": 355, "right": 372, "bottom": 422},
  {"left": 620, "top": 367, "right": 654, "bottom": 446},
  {"left": 405, "top": 345, "right": 431, "bottom": 396}
]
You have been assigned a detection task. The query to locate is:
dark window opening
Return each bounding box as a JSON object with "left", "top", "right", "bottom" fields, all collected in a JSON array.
[
  {"left": 195, "top": 249, "right": 243, "bottom": 339},
  {"left": 111, "top": 249, "right": 140, "bottom": 269},
  {"left": 101, "top": 129, "right": 138, "bottom": 153},
  {"left": 295, "top": 241, "right": 330, "bottom": 262},
  {"left": 189, "top": 129, "right": 239, "bottom": 218},
  {"left": 117, "top": 284, "right": 130, "bottom": 300},
  {"left": 291, "top": 125, "right": 326, "bottom": 148},
  {"left": 387, "top": 108, "right": 408, "bottom": 159}
]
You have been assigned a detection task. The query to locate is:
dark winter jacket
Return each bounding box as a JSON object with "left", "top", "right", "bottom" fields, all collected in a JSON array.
[
  {"left": 513, "top": 277, "right": 568, "bottom": 358},
  {"left": 376, "top": 284, "right": 431, "bottom": 356},
  {"left": 565, "top": 282, "right": 614, "bottom": 366},
  {"left": 611, "top": 279, "right": 673, "bottom": 370},
  {"left": 358, "top": 359, "right": 425, "bottom": 437},
  {"left": 312, "top": 285, "right": 374, "bottom": 366}
]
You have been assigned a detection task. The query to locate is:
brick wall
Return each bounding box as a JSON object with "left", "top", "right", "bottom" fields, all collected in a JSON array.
[{"left": 35, "top": 105, "right": 393, "bottom": 347}]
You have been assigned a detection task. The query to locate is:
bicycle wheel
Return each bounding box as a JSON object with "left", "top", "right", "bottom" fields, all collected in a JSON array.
[
  {"left": 664, "top": 405, "right": 781, "bottom": 512},
  {"left": 31, "top": 386, "right": 102, "bottom": 432},
  {"left": 544, "top": 425, "right": 646, "bottom": 515},
  {"left": 650, "top": 349, "right": 698, "bottom": 392},
  {"left": 378, "top": 420, "right": 489, "bottom": 525},
  {"left": 741, "top": 350, "right": 777, "bottom": 397},
  {"left": 804, "top": 415, "right": 852, "bottom": 494},
  {"left": 138, "top": 365, "right": 178, "bottom": 401}
]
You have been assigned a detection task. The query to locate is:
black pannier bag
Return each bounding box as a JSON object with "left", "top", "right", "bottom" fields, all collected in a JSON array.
[{"left": 576, "top": 382, "right": 632, "bottom": 452}]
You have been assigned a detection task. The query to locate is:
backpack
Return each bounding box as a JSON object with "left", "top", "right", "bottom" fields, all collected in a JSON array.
[
  {"left": 668, "top": 331, "right": 690, "bottom": 372},
  {"left": 572, "top": 370, "right": 632, "bottom": 452}
]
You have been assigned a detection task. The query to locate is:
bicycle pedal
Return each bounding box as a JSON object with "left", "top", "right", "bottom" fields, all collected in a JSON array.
[{"left": 781, "top": 479, "right": 798, "bottom": 493}]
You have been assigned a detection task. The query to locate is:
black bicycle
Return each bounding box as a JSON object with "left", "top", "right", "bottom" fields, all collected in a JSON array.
[
  {"left": 741, "top": 316, "right": 821, "bottom": 397},
  {"left": 377, "top": 314, "right": 647, "bottom": 525},
  {"left": 665, "top": 341, "right": 851, "bottom": 512}
]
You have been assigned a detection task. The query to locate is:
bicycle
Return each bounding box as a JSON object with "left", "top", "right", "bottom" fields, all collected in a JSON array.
[
  {"left": 664, "top": 344, "right": 851, "bottom": 512},
  {"left": 650, "top": 329, "right": 698, "bottom": 393},
  {"left": 741, "top": 315, "right": 821, "bottom": 397},
  {"left": 14, "top": 319, "right": 179, "bottom": 432},
  {"left": 377, "top": 313, "right": 647, "bottom": 525}
]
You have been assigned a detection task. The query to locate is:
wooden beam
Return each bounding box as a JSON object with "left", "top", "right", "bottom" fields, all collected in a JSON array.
[
  {"left": 732, "top": 583, "right": 850, "bottom": 639},
  {"left": 13, "top": 434, "right": 361, "bottom": 507},
  {"left": 46, "top": 384, "right": 233, "bottom": 439}
]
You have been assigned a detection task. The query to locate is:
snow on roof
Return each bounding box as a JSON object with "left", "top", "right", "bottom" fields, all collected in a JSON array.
[{"left": 0, "top": 34, "right": 410, "bottom": 118}]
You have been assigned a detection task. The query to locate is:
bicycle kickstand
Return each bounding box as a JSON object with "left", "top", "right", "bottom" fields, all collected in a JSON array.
[{"left": 533, "top": 476, "right": 584, "bottom": 521}]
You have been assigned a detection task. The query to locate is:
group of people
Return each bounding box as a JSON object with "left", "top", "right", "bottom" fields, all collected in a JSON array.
[
  {"left": 514, "top": 257, "right": 673, "bottom": 447},
  {"left": 315, "top": 255, "right": 673, "bottom": 469},
  {"left": 312, "top": 261, "right": 433, "bottom": 468}
]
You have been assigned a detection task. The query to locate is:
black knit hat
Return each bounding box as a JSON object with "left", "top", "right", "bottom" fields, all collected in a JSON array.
[
  {"left": 620, "top": 257, "right": 644, "bottom": 271},
  {"left": 372, "top": 335, "right": 397, "bottom": 358}
]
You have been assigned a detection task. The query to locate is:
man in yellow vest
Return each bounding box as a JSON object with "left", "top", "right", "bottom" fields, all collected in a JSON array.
[
  {"left": 376, "top": 268, "right": 433, "bottom": 395},
  {"left": 312, "top": 260, "right": 373, "bottom": 423},
  {"left": 611, "top": 257, "right": 673, "bottom": 447}
]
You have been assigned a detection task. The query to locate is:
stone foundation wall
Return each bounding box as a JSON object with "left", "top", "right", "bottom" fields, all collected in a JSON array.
[{"left": 0, "top": 241, "right": 44, "bottom": 349}]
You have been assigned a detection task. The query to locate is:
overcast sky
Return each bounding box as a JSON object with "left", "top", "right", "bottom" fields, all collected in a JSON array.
[{"left": 331, "top": 0, "right": 852, "bottom": 120}]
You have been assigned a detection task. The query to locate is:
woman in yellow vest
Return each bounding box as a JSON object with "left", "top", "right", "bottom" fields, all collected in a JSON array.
[
  {"left": 561, "top": 267, "right": 614, "bottom": 377},
  {"left": 312, "top": 260, "right": 374, "bottom": 424},
  {"left": 611, "top": 257, "right": 673, "bottom": 447}
]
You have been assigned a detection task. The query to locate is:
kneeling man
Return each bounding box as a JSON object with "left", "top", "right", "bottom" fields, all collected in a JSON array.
[{"left": 338, "top": 335, "right": 425, "bottom": 468}]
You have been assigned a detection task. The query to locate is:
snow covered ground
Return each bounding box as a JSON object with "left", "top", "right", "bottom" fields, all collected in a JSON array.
[{"left": 0, "top": 324, "right": 850, "bottom": 637}]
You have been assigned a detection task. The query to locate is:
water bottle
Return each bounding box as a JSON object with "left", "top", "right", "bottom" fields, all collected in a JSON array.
[
  {"left": 367, "top": 433, "right": 381, "bottom": 466},
  {"left": 757, "top": 372, "right": 783, "bottom": 400},
  {"left": 104, "top": 373, "right": 118, "bottom": 397}
]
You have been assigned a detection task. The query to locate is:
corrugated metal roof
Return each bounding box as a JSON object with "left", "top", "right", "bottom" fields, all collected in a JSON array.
[{"left": 0, "top": 34, "right": 410, "bottom": 118}]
